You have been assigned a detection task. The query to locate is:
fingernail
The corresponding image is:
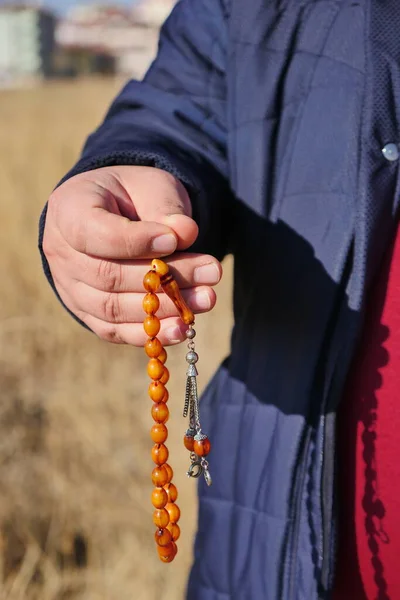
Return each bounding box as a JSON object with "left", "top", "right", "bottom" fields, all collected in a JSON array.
[
  {"left": 195, "top": 290, "right": 211, "bottom": 310},
  {"left": 165, "top": 326, "right": 185, "bottom": 344},
  {"left": 194, "top": 263, "right": 220, "bottom": 284},
  {"left": 152, "top": 234, "right": 177, "bottom": 254}
]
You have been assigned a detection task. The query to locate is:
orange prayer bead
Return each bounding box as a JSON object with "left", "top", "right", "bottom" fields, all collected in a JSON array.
[
  {"left": 153, "top": 508, "right": 170, "bottom": 528},
  {"left": 183, "top": 434, "right": 195, "bottom": 452},
  {"left": 164, "top": 463, "right": 173, "bottom": 483},
  {"left": 145, "top": 337, "right": 163, "bottom": 358},
  {"left": 151, "top": 402, "right": 169, "bottom": 424},
  {"left": 148, "top": 381, "right": 166, "bottom": 402},
  {"left": 165, "top": 483, "right": 178, "bottom": 503},
  {"left": 151, "top": 423, "right": 168, "bottom": 444},
  {"left": 161, "top": 389, "right": 169, "bottom": 403},
  {"left": 167, "top": 523, "right": 181, "bottom": 542},
  {"left": 194, "top": 437, "right": 211, "bottom": 457},
  {"left": 160, "top": 366, "right": 170, "bottom": 385},
  {"left": 154, "top": 528, "right": 172, "bottom": 546},
  {"left": 147, "top": 358, "right": 165, "bottom": 380},
  {"left": 152, "top": 487, "right": 168, "bottom": 509},
  {"left": 159, "top": 553, "right": 175, "bottom": 563},
  {"left": 171, "top": 541, "right": 178, "bottom": 557},
  {"left": 143, "top": 270, "right": 160, "bottom": 292},
  {"left": 158, "top": 347, "right": 167, "bottom": 364},
  {"left": 157, "top": 542, "right": 175, "bottom": 563},
  {"left": 143, "top": 292, "right": 160, "bottom": 315},
  {"left": 144, "top": 315, "right": 160, "bottom": 337},
  {"left": 166, "top": 502, "right": 181, "bottom": 524},
  {"left": 151, "top": 466, "right": 168, "bottom": 487},
  {"left": 152, "top": 443, "right": 169, "bottom": 465},
  {"left": 151, "top": 259, "right": 170, "bottom": 277}
]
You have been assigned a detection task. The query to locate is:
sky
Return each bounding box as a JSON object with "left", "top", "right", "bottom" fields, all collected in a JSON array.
[{"left": 43, "top": 0, "right": 136, "bottom": 15}]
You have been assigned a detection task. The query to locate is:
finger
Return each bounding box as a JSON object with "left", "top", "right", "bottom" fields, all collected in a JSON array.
[
  {"left": 155, "top": 214, "right": 198, "bottom": 251},
  {"left": 53, "top": 279, "right": 189, "bottom": 346},
  {"left": 81, "top": 314, "right": 189, "bottom": 347},
  {"left": 61, "top": 251, "right": 222, "bottom": 293},
  {"left": 69, "top": 282, "right": 216, "bottom": 324},
  {"left": 62, "top": 205, "right": 180, "bottom": 259}
]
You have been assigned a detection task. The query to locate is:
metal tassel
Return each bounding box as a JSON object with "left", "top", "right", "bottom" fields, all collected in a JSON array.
[
  {"left": 183, "top": 376, "right": 191, "bottom": 418},
  {"left": 183, "top": 326, "right": 212, "bottom": 485}
]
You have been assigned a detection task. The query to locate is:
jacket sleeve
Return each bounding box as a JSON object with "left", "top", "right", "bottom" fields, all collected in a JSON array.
[{"left": 39, "top": 0, "right": 233, "bottom": 271}]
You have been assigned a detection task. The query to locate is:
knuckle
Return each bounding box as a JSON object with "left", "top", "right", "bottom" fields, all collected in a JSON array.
[
  {"left": 102, "top": 292, "right": 121, "bottom": 323},
  {"left": 97, "top": 322, "right": 125, "bottom": 344},
  {"left": 96, "top": 260, "right": 123, "bottom": 292},
  {"left": 124, "top": 235, "right": 135, "bottom": 258},
  {"left": 123, "top": 225, "right": 143, "bottom": 258}
]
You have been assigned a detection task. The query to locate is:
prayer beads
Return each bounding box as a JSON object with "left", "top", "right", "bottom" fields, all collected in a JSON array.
[{"left": 143, "top": 259, "right": 211, "bottom": 563}]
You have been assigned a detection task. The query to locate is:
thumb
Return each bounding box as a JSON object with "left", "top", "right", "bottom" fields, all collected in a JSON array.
[{"left": 117, "top": 166, "right": 199, "bottom": 250}]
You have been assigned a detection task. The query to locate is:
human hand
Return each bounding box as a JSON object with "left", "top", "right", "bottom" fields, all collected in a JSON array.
[{"left": 42, "top": 166, "right": 222, "bottom": 345}]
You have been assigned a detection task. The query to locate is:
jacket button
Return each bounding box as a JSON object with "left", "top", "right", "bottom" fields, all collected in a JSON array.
[{"left": 382, "top": 143, "right": 399, "bottom": 161}]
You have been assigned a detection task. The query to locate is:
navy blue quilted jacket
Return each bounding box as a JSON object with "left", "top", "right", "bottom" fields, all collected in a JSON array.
[{"left": 39, "top": 0, "right": 400, "bottom": 598}]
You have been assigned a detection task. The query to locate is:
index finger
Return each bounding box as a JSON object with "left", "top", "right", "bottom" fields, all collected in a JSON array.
[{"left": 67, "top": 207, "right": 179, "bottom": 259}]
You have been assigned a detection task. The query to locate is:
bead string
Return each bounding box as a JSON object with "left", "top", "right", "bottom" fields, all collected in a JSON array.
[
  {"left": 143, "top": 259, "right": 212, "bottom": 563},
  {"left": 143, "top": 264, "right": 181, "bottom": 563}
]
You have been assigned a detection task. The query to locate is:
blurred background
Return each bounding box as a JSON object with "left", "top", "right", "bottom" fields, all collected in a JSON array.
[{"left": 0, "top": 1, "right": 233, "bottom": 598}]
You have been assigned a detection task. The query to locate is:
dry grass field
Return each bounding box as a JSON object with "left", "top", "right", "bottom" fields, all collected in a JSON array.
[{"left": 0, "top": 78, "right": 233, "bottom": 600}]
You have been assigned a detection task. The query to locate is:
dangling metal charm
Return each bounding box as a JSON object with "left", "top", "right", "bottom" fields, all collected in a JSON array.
[
  {"left": 187, "top": 452, "right": 203, "bottom": 479},
  {"left": 182, "top": 326, "right": 212, "bottom": 485},
  {"left": 201, "top": 459, "right": 212, "bottom": 487}
]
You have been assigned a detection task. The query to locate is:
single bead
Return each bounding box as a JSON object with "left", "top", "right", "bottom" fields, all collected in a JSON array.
[
  {"left": 151, "top": 423, "right": 168, "bottom": 444},
  {"left": 194, "top": 437, "right": 211, "bottom": 457},
  {"left": 151, "top": 402, "right": 169, "bottom": 424},
  {"left": 186, "top": 327, "right": 196, "bottom": 340},
  {"left": 148, "top": 381, "right": 166, "bottom": 402},
  {"left": 160, "top": 367, "right": 170, "bottom": 385},
  {"left": 167, "top": 523, "right": 181, "bottom": 542},
  {"left": 151, "top": 466, "right": 168, "bottom": 487},
  {"left": 144, "top": 315, "right": 160, "bottom": 337},
  {"left": 165, "top": 483, "right": 178, "bottom": 503},
  {"left": 158, "top": 347, "right": 167, "bottom": 364},
  {"left": 171, "top": 541, "right": 178, "bottom": 557},
  {"left": 157, "top": 542, "right": 175, "bottom": 563},
  {"left": 147, "top": 358, "right": 165, "bottom": 380},
  {"left": 183, "top": 434, "right": 195, "bottom": 452},
  {"left": 166, "top": 503, "right": 181, "bottom": 524},
  {"left": 152, "top": 443, "right": 169, "bottom": 465},
  {"left": 143, "top": 292, "right": 160, "bottom": 315},
  {"left": 159, "top": 553, "right": 175, "bottom": 563},
  {"left": 154, "top": 528, "right": 172, "bottom": 546},
  {"left": 186, "top": 351, "right": 199, "bottom": 364},
  {"left": 164, "top": 463, "right": 173, "bottom": 483},
  {"left": 151, "top": 259, "right": 170, "bottom": 277},
  {"left": 161, "top": 389, "right": 169, "bottom": 403},
  {"left": 152, "top": 487, "right": 168, "bottom": 509},
  {"left": 143, "top": 270, "right": 160, "bottom": 292},
  {"left": 145, "top": 337, "right": 163, "bottom": 358},
  {"left": 153, "top": 508, "right": 170, "bottom": 528}
]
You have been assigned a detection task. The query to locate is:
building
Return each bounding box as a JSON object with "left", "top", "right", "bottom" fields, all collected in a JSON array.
[
  {"left": 56, "top": 1, "right": 176, "bottom": 79},
  {"left": 0, "top": 4, "right": 56, "bottom": 86},
  {"left": 54, "top": 45, "right": 116, "bottom": 78},
  {"left": 132, "top": 0, "right": 177, "bottom": 27}
]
